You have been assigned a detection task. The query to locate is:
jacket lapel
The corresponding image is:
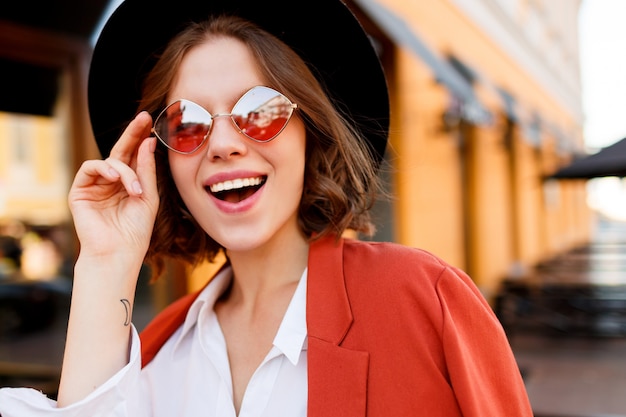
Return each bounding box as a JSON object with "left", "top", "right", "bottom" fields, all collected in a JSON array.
[{"left": 307, "top": 236, "right": 368, "bottom": 417}]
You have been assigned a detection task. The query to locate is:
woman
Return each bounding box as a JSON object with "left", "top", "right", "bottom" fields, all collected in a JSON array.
[{"left": 0, "top": 0, "right": 533, "bottom": 415}]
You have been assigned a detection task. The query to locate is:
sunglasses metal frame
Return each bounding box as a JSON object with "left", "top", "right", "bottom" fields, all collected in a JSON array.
[{"left": 152, "top": 85, "right": 298, "bottom": 155}]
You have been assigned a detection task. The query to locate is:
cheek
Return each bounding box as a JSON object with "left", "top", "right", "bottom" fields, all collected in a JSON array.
[
  {"left": 280, "top": 138, "right": 307, "bottom": 201},
  {"left": 279, "top": 119, "right": 307, "bottom": 171}
]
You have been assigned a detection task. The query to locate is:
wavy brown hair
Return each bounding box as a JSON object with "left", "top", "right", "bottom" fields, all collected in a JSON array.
[{"left": 138, "top": 15, "right": 384, "bottom": 274}]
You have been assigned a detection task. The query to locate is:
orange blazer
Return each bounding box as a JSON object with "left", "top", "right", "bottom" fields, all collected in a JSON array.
[{"left": 141, "top": 236, "right": 533, "bottom": 417}]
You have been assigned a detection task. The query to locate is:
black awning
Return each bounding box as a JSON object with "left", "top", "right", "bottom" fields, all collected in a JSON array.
[{"left": 549, "top": 137, "right": 626, "bottom": 179}]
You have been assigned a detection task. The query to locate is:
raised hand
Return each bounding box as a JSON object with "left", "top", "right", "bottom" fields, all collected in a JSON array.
[{"left": 68, "top": 111, "right": 159, "bottom": 260}]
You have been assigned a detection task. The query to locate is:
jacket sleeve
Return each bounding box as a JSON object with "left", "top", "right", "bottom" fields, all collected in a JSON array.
[
  {"left": 436, "top": 266, "right": 533, "bottom": 417},
  {"left": 0, "top": 326, "right": 146, "bottom": 417}
]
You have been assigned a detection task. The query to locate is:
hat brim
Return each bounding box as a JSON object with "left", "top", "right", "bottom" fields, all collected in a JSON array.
[{"left": 88, "top": 0, "right": 389, "bottom": 164}]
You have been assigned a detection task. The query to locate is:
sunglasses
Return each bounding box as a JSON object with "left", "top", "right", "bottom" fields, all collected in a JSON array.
[{"left": 153, "top": 85, "right": 298, "bottom": 154}]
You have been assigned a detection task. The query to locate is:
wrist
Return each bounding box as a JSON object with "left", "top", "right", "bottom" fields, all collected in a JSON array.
[{"left": 73, "top": 253, "right": 144, "bottom": 292}]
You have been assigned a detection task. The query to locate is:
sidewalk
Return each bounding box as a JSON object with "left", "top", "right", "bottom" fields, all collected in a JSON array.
[
  {"left": 507, "top": 216, "right": 626, "bottom": 417},
  {"left": 511, "top": 333, "right": 626, "bottom": 416}
]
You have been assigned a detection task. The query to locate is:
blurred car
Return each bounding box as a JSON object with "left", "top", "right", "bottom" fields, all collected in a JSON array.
[{"left": 0, "top": 273, "right": 71, "bottom": 336}]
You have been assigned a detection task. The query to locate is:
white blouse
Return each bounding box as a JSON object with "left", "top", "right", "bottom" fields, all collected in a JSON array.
[{"left": 0, "top": 267, "right": 308, "bottom": 417}]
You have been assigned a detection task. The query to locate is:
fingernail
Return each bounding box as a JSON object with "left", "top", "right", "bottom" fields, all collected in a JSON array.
[
  {"left": 108, "top": 168, "right": 120, "bottom": 178},
  {"left": 136, "top": 111, "right": 150, "bottom": 123},
  {"left": 132, "top": 181, "right": 143, "bottom": 195}
]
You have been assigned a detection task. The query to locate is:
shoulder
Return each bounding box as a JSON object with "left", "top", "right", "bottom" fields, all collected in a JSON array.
[
  {"left": 342, "top": 238, "right": 456, "bottom": 281},
  {"left": 334, "top": 240, "right": 488, "bottom": 350},
  {"left": 339, "top": 238, "right": 481, "bottom": 307},
  {"left": 337, "top": 238, "right": 495, "bottom": 329}
]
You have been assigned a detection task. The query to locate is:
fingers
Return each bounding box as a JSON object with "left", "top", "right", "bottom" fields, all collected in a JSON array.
[
  {"left": 106, "top": 136, "right": 157, "bottom": 198},
  {"left": 106, "top": 158, "right": 145, "bottom": 196},
  {"left": 108, "top": 111, "right": 153, "bottom": 163},
  {"left": 71, "top": 136, "right": 156, "bottom": 200},
  {"left": 70, "top": 159, "right": 125, "bottom": 192}
]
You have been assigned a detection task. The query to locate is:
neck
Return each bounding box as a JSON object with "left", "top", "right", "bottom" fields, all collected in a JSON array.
[{"left": 225, "top": 230, "right": 309, "bottom": 306}]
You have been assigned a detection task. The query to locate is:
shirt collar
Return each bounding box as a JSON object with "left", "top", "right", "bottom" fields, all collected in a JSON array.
[
  {"left": 172, "top": 266, "right": 233, "bottom": 353},
  {"left": 172, "top": 265, "right": 308, "bottom": 365},
  {"left": 272, "top": 268, "right": 308, "bottom": 365}
]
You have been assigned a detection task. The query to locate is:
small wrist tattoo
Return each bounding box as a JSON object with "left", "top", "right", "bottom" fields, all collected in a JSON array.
[{"left": 120, "top": 299, "right": 132, "bottom": 326}]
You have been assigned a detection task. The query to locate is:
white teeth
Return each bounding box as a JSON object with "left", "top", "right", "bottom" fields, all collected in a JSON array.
[{"left": 210, "top": 177, "right": 264, "bottom": 193}]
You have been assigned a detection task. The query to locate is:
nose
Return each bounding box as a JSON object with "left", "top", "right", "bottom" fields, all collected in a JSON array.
[{"left": 204, "top": 115, "right": 248, "bottom": 161}]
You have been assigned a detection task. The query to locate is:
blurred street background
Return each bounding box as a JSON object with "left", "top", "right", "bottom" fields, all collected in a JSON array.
[
  {"left": 2, "top": 0, "right": 626, "bottom": 415},
  {"left": 507, "top": 216, "right": 626, "bottom": 416}
]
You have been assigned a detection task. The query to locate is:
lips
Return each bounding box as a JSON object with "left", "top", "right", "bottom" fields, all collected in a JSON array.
[{"left": 206, "top": 175, "right": 267, "bottom": 203}]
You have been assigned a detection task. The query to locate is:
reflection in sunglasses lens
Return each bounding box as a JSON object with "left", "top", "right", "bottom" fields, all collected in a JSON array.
[
  {"left": 154, "top": 86, "right": 296, "bottom": 154},
  {"left": 173, "top": 100, "right": 212, "bottom": 153},
  {"left": 233, "top": 87, "right": 295, "bottom": 142}
]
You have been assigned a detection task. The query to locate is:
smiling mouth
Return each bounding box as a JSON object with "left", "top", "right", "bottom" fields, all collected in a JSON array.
[{"left": 207, "top": 176, "right": 267, "bottom": 203}]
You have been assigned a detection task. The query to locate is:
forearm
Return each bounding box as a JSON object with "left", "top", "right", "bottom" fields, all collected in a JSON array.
[{"left": 56, "top": 255, "right": 143, "bottom": 407}]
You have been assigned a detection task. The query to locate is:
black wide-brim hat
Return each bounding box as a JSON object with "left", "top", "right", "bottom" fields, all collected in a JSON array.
[{"left": 88, "top": 0, "right": 389, "bottom": 165}]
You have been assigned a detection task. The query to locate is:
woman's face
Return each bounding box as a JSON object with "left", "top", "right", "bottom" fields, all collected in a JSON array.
[{"left": 166, "top": 37, "right": 307, "bottom": 254}]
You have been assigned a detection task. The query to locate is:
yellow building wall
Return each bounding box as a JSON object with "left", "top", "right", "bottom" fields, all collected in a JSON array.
[
  {"left": 465, "top": 120, "right": 515, "bottom": 295},
  {"left": 379, "top": 0, "right": 589, "bottom": 298},
  {"left": 512, "top": 130, "right": 545, "bottom": 267},
  {"left": 391, "top": 50, "right": 466, "bottom": 269},
  {"left": 0, "top": 113, "right": 69, "bottom": 226}
]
